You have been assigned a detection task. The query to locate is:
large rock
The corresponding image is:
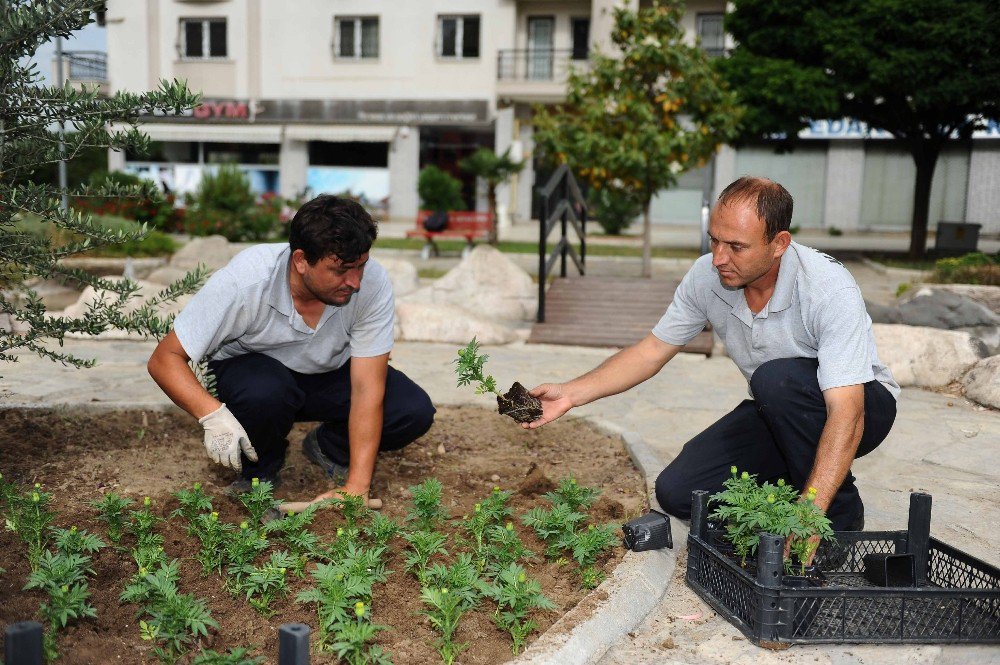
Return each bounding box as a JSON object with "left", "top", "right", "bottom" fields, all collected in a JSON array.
[
  {"left": 56, "top": 277, "right": 192, "bottom": 340},
  {"left": 873, "top": 323, "right": 988, "bottom": 388},
  {"left": 402, "top": 245, "right": 535, "bottom": 322},
  {"left": 896, "top": 288, "right": 1000, "bottom": 329},
  {"left": 373, "top": 255, "right": 419, "bottom": 298},
  {"left": 961, "top": 355, "right": 1000, "bottom": 410},
  {"left": 168, "top": 235, "right": 239, "bottom": 272},
  {"left": 395, "top": 302, "right": 519, "bottom": 345},
  {"left": 907, "top": 283, "right": 1000, "bottom": 315}
]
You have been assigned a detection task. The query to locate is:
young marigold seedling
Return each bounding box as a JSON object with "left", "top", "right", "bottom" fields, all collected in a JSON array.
[
  {"left": 404, "top": 529, "right": 449, "bottom": 585},
  {"left": 421, "top": 586, "right": 468, "bottom": 665},
  {"left": 25, "top": 548, "right": 99, "bottom": 661},
  {"left": 425, "top": 552, "right": 483, "bottom": 613},
  {"left": 454, "top": 338, "right": 542, "bottom": 423},
  {"left": 543, "top": 476, "right": 600, "bottom": 512},
  {"left": 480, "top": 563, "right": 556, "bottom": 655},
  {"left": 330, "top": 610, "right": 392, "bottom": 665},
  {"left": 407, "top": 478, "right": 449, "bottom": 530},
  {"left": 484, "top": 522, "right": 534, "bottom": 576},
  {"left": 128, "top": 496, "right": 165, "bottom": 550},
  {"left": 90, "top": 492, "right": 133, "bottom": 545},
  {"left": 521, "top": 503, "right": 587, "bottom": 558},
  {"left": 362, "top": 512, "right": 400, "bottom": 548},
  {"left": 329, "top": 492, "right": 369, "bottom": 530},
  {"left": 561, "top": 523, "right": 619, "bottom": 589},
  {"left": 264, "top": 503, "right": 321, "bottom": 558},
  {"left": 236, "top": 551, "right": 296, "bottom": 616},
  {"left": 171, "top": 483, "right": 213, "bottom": 528},
  {"left": 192, "top": 647, "right": 264, "bottom": 665},
  {"left": 50, "top": 526, "right": 105, "bottom": 557},
  {"left": 240, "top": 478, "right": 278, "bottom": 525},
  {"left": 787, "top": 487, "right": 836, "bottom": 575},
  {"left": 193, "top": 512, "right": 234, "bottom": 575},
  {"left": 6, "top": 483, "right": 54, "bottom": 569},
  {"left": 225, "top": 521, "right": 269, "bottom": 589}
]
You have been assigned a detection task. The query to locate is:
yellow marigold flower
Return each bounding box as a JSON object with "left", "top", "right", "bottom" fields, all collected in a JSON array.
[
  {"left": 506, "top": 522, "right": 514, "bottom": 531},
  {"left": 518, "top": 571, "right": 527, "bottom": 583},
  {"left": 474, "top": 503, "right": 481, "bottom": 513},
  {"left": 210, "top": 512, "right": 219, "bottom": 521},
  {"left": 741, "top": 472, "right": 749, "bottom": 480},
  {"left": 808, "top": 487, "right": 818, "bottom": 496},
  {"left": 144, "top": 496, "right": 151, "bottom": 507},
  {"left": 730, "top": 466, "right": 737, "bottom": 475},
  {"left": 355, "top": 601, "right": 366, "bottom": 618},
  {"left": 240, "top": 522, "right": 249, "bottom": 530},
  {"left": 252, "top": 478, "right": 259, "bottom": 487},
  {"left": 777, "top": 478, "right": 785, "bottom": 487},
  {"left": 767, "top": 494, "right": 776, "bottom": 503}
]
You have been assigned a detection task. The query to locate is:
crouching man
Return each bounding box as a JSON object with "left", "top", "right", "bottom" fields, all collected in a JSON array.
[
  {"left": 524, "top": 177, "right": 898, "bottom": 537},
  {"left": 148, "top": 195, "right": 435, "bottom": 504}
]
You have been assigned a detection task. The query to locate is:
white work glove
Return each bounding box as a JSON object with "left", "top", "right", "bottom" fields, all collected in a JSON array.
[{"left": 198, "top": 404, "right": 257, "bottom": 474}]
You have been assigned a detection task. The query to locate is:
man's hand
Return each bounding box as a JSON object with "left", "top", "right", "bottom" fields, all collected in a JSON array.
[
  {"left": 278, "top": 487, "right": 382, "bottom": 514},
  {"left": 198, "top": 404, "right": 258, "bottom": 473},
  {"left": 522, "top": 383, "right": 574, "bottom": 429}
]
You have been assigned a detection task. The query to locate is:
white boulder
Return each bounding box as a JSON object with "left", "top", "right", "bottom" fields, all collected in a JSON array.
[
  {"left": 395, "top": 302, "right": 519, "bottom": 345},
  {"left": 374, "top": 255, "right": 419, "bottom": 298},
  {"left": 402, "top": 245, "right": 535, "bottom": 322},
  {"left": 873, "top": 323, "right": 988, "bottom": 388},
  {"left": 961, "top": 355, "right": 1000, "bottom": 410},
  {"left": 168, "top": 235, "right": 239, "bottom": 272}
]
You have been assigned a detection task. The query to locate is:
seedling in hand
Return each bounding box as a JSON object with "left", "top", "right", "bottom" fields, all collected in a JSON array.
[{"left": 454, "top": 338, "right": 542, "bottom": 423}]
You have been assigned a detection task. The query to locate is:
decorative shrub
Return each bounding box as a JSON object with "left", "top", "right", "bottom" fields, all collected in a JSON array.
[
  {"left": 932, "top": 252, "right": 999, "bottom": 286},
  {"left": 587, "top": 186, "right": 641, "bottom": 236},
  {"left": 418, "top": 166, "right": 465, "bottom": 212},
  {"left": 182, "top": 165, "right": 283, "bottom": 242},
  {"left": 70, "top": 170, "right": 183, "bottom": 232}
]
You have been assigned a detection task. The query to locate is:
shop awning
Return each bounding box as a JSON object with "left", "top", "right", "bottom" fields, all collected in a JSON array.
[
  {"left": 136, "top": 123, "right": 284, "bottom": 143},
  {"left": 284, "top": 124, "right": 396, "bottom": 143}
]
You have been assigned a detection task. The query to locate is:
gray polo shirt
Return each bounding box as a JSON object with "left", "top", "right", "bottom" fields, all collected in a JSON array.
[
  {"left": 652, "top": 242, "right": 899, "bottom": 400},
  {"left": 174, "top": 243, "right": 395, "bottom": 374}
]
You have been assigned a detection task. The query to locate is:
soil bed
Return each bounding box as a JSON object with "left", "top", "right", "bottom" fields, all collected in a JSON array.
[{"left": 0, "top": 405, "right": 646, "bottom": 664}]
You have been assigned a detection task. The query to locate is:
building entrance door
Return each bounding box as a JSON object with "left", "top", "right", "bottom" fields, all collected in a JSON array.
[{"left": 527, "top": 17, "right": 554, "bottom": 80}]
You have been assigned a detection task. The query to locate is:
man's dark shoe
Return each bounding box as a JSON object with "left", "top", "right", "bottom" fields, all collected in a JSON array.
[
  {"left": 302, "top": 428, "right": 349, "bottom": 484},
  {"left": 224, "top": 473, "right": 281, "bottom": 497}
]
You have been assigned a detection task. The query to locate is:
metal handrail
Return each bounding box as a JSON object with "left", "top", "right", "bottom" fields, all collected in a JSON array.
[
  {"left": 537, "top": 164, "right": 587, "bottom": 323},
  {"left": 496, "top": 48, "right": 585, "bottom": 82},
  {"left": 61, "top": 50, "right": 107, "bottom": 81}
]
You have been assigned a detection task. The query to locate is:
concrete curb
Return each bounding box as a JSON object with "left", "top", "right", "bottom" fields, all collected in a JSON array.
[{"left": 511, "top": 420, "right": 687, "bottom": 665}]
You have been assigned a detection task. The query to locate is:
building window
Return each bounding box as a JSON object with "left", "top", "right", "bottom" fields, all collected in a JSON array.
[
  {"left": 696, "top": 13, "right": 725, "bottom": 57},
  {"left": 571, "top": 18, "right": 590, "bottom": 60},
  {"left": 180, "top": 18, "right": 227, "bottom": 59},
  {"left": 438, "top": 15, "right": 480, "bottom": 59},
  {"left": 335, "top": 16, "right": 379, "bottom": 59}
]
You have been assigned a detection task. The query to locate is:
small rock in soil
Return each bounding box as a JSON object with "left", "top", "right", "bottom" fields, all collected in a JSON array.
[
  {"left": 496, "top": 382, "right": 543, "bottom": 423},
  {"left": 490, "top": 474, "right": 500, "bottom": 482},
  {"left": 437, "top": 443, "right": 446, "bottom": 454}
]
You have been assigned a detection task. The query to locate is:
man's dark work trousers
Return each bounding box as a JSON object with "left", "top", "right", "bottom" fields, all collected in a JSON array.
[
  {"left": 209, "top": 353, "right": 436, "bottom": 481},
  {"left": 654, "top": 357, "right": 896, "bottom": 531}
]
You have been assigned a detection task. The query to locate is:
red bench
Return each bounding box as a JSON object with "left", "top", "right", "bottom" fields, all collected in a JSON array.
[{"left": 405, "top": 210, "right": 494, "bottom": 259}]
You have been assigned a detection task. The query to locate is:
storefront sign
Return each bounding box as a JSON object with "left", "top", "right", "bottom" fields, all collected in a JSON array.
[
  {"left": 143, "top": 99, "right": 490, "bottom": 126},
  {"left": 798, "top": 117, "right": 1000, "bottom": 140}
]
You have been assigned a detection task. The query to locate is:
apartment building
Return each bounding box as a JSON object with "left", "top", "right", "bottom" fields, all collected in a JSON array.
[{"left": 103, "top": 0, "right": 999, "bottom": 234}]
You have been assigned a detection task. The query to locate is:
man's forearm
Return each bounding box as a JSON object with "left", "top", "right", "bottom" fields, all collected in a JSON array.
[
  {"left": 804, "top": 399, "right": 864, "bottom": 512},
  {"left": 344, "top": 396, "right": 383, "bottom": 494},
  {"left": 566, "top": 333, "right": 680, "bottom": 406},
  {"left": 147, "top": 331, "right": 220, "bottom": 419}
]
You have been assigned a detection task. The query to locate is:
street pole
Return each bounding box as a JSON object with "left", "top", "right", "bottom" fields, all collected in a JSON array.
[{"left": 55, "top": 36, "right": 68, "bottom": 212}]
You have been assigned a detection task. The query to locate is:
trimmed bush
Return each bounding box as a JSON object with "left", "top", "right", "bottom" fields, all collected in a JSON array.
[{"left": 418, "top": 166, "right": 465, "bottom": 212}]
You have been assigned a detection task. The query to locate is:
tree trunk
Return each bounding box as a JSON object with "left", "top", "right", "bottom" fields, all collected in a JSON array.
[
  {"left": 642, "top": 202, "right": 652, "bottom": 278},
  {"left": 487, "top": 185, "right": 498, "bottom": 245},
  {"left": 907, "top": 142, "right": 941, "bottom": 260}
]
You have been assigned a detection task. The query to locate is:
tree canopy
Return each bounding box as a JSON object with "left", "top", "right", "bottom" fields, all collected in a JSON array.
[
  {"left": 720, "top": 0, "right": 1000, "bottom": 257},
  {"left": 1, "top": 1, "right": 203, "bottom": 369},
  {"left": 533, "top": 0, "right": 742, "bottom": 277}
]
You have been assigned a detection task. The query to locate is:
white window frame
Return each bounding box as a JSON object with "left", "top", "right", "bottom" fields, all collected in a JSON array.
[
  {"left": 334, "top": 16, "right": 379, "bottom": 60},
  {"left": 696, "top": 13, "right": 726, "bottom": 56},
  {"left": 437, "top": 14, "right": 480, "bottom": 60},
  {"left": 179, "top": 17, "right": 227, "bottom": 60}
]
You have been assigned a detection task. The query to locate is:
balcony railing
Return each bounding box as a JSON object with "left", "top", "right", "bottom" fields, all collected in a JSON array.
[
  {"left": 59, "top": 50, "right": 108, "bottom": 82},
  {"left": 497, "top": 48, "right": 586, "bottom": 82}
]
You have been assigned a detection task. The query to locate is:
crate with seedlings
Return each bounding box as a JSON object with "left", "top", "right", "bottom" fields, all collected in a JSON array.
[
  {"left": 687, "top": 484, "right": 1000, "bottom": 647},
  {"left": 454, "top": 338, "right": 543, "bottom": 423}
]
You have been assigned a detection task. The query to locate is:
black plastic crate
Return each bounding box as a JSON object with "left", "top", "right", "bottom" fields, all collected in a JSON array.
[{"left": 685, "top": 491, "right": 1000, "bottom": 648}]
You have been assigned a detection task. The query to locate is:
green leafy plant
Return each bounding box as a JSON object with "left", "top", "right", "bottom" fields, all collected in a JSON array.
[
  {"left": 420, "top": 586, "right": 468, "bottom": 665},
  {"left": 543, "top": 476, "right": 599, "bottom": 512},
  {"left": 587, "top": 186, "right": 643, "bottom": 236},
  {"left": 192, "top": 647, "right": 264, "bottom": 665},
  {"left": 480, "top": 563, "right": 556, "bottom": 655},
  {"left": 932, "top": 252, "right": 999, "bottom": 285},
  {"left": 5, "top": 483, "right": 55, "bottom": 569},
  {"left": 362, "top": 512, "right": 400, "bottom": 548},
  {"left": 91, "top": 492, "right": 134, "bottom": 544},
  {"left": 521, "top": 503, "right": 587, "bottom": 558},
  {"left": 171, "top": 483, "right": 213, "bottom": 527},
  {"left": 225, "top": 521, "right": 270, "bottom": 589},
  {"left": 264, "top": 503, "right": 321, "bottom": 558},
  {"left": 484, "top": 522, "right": 533, "bottom": 577},
  {"left": 464, "top": 487, "right": 515, "bottom": 572},
  {"left": 239, "top": 478, "right": 278, "bottom": 525},
  {"left": 453, "top": 337, "right": 499, "bottom": 396},
  {"left": 193, "top": 511, "right": 234, "bottom": 575},
  {"left": 235, "top": 551, "right": 296, "bottom": 616},
  {"left": 330, "top": 493, "right": 369, "bottom": 530},
  {"left": 331, "top": 602, "right": 392, "bottom": 665},
  {"left": 24, "top": 548, "right": 100, "bottom": 661},
  {"left": 418, "top": 165, "right": 465, "bottom": 212},
  {"left": 128, "top": 496, "right": 165, "bottom": 551},
  {"left": 51, "top": 526, "right": 105, "bottom": 557},
  {"left": 709, "top": 467, "right": 835, "bottom": 574},
  {"left": 407, "top": 478, "right": 449, "bottom": 530},
  {"left": 560, "top": 523, "right": 619, "bottom": 589},
  {"left": 458, "top": 147, "right": 523, "bottom": 244},
  {"left": 404, "top": 530, "right": 449, "bottom": 585}
]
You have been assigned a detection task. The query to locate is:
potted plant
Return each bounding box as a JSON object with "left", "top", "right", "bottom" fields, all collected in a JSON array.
[{"left": 709, "top": 467, "right": 835, "bottom": 581}]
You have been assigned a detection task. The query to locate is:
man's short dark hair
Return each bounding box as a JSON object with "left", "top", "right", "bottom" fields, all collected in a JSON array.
[
  {"left": 717, "top": 176, "right": 794, "bottom": 241},
  {"left": 288, "top": 195, "right": 378, "bottom": 264}
]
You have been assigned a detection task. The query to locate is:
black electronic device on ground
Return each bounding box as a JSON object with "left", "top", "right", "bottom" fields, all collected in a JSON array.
[{"left": 622, "top": 509, "right": 673, "bottom": 551}]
